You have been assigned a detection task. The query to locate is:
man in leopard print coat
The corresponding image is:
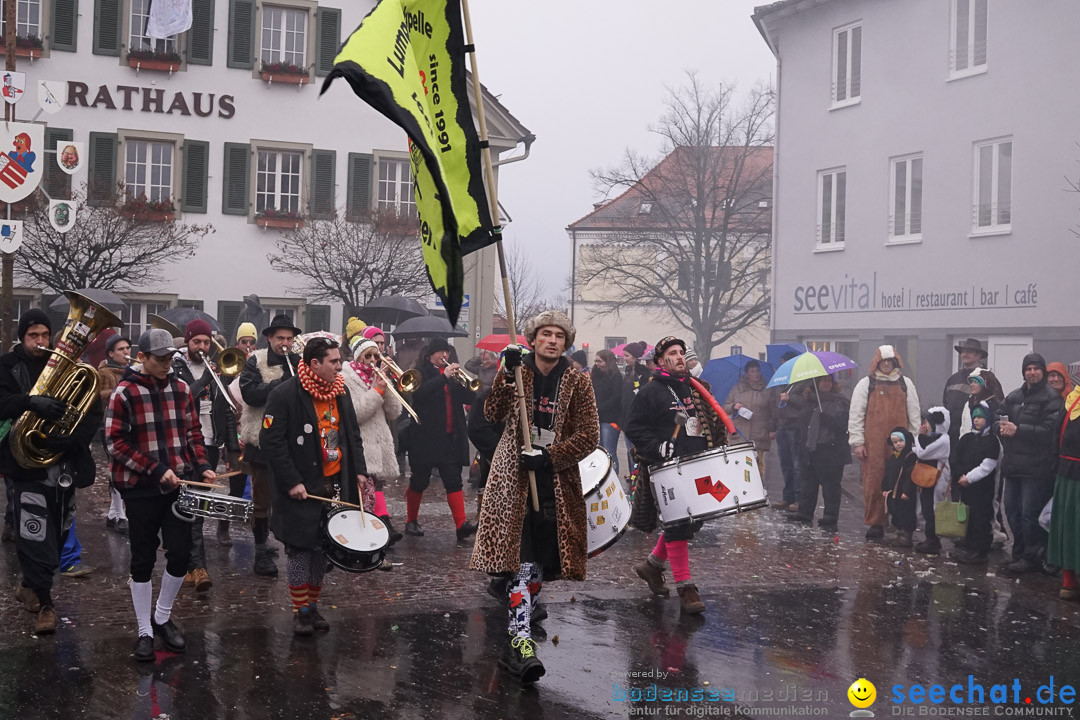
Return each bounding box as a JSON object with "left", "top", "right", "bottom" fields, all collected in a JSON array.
[{"left": 470, "top": 310, "right": 599, "bottom": 684}]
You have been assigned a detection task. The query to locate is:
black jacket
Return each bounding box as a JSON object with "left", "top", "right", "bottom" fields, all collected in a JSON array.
[
  {"left": 1001, "top": 380, "right": 1064, "bottom": 478},
  {"left": 805, "top": 390, "right": 851, "bottom": 467},
  {"left": 261, "top": 377, "right": 365, "bottom": 550},
  {"left": 0, "top": 344, "right": 102, "bottom": 483},
  {"left": 591, "top": 370, "right": 623, "bottom": 425},
  {"left": 239, "top": 349, "right": 300, "bottom": 463},
  {"left": 881, "top": 430, "right": 916, "bottom": 498},
  {"left": 407, "top": 359, "right": 476, "bottom": 467},
  {"left": 620, "top": 362, "right": 651, "bottom": 429},
  {"left": 467, "top": 389, "right": 504, "bottom": 489},
  {"left": 171, "top": 352, "right": 237, "bottom": 450},
  {"left": 625, "top": 371, "right": 708, "bottom": 465}
]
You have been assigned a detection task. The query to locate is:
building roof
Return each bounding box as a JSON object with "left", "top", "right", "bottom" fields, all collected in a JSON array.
[
  {"left": 566, "top": 145, "right": 773, "bottom": 231},
  {"left": 467, "top": 74, "right": 533, "bottom": 150},
  {"left": 752, "top": 0, "right": 837, "bottom": 53}
]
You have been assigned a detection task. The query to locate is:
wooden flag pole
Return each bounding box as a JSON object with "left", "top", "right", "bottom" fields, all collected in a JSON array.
[{"left": 461, "top": 0, "right": 539, "bottom": 512}]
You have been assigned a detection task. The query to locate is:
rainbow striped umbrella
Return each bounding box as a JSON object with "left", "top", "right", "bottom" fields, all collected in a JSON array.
[{"left": 766, "top": 351, "right": 858, "bottom": 388}]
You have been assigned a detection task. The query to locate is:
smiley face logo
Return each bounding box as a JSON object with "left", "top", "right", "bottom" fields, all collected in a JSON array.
[{"left": 847, "top": 678, "right": 876, "bottom": 709}]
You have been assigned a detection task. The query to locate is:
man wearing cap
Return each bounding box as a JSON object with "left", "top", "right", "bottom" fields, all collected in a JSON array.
[
  {"left": 239, "top": 314, "right": 302, "bottom": 576},
  {"left": 107, "top": 328, "right": 215, "bottom": 661},
  {"left": 943, "top": 339, "right": 988, "bottom": 446},
  {"left": 999, "top": 353, "right": 1064, "bottom": 573},
  {"left": 405, "top": 338, "right": 478, "bottom": 540},
  {"left": 171, "top": 319, "right": 234, "bottom": 592},
  {"left": 847, "top": 344, "right": 921, "bottom": 541},
  {"left": 626, "top": 336, "right": 732, "bottom": 615},
  {"left": 98, "top": 333, "right": 132, "bottom": 535},
  {"left": 470, "top": 310, "right": 598, "bottom": 684},
  {"left": 0, "top": 309, "right": 102, "bottom": 634}
]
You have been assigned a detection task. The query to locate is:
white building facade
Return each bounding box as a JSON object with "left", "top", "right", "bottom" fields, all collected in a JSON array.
[
  {"left": 9, "top": 0, "right": 527, "bottom": 347},
  {"left": 754, "top": 0, "right": 1080, "bottom": 394}
]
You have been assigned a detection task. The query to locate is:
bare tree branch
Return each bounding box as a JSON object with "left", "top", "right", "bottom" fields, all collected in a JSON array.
[
  {"left": 14, "top": 185, "right": 212, "bottom": 292},
  {"left": 494, "top": 244, "right": 555, "bottom": 327},
  {"left": 580, "top": 72, "right": 774, "bottom": 360},
  {"left": 268, "top": 210, "right": 429, "bottom": 322}
]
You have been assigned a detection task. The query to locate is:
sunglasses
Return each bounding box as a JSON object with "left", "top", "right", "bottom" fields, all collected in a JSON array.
[{"left": 307, "top": 337, "right": 340, "bottom": 350}]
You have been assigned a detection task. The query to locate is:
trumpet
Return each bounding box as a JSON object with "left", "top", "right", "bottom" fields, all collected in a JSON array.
[
  {"left": 380, "top": 355, "right": 421, "bottom": 394},
  {"left": 440, "top": 359, "right": 481, "bottom": 392}
]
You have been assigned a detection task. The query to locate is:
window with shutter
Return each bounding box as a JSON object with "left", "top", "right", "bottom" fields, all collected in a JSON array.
[
  {"left": 181, "top": 140, "right": 210, "bottom": 214},
  {"left": 187, "top": 0, "right": 215, "bottom": 65},
  {"left": 177, "top": 299, "right": 204, "bottom": 310},
  {"left": 310, "top": 149, "right": 335, "bottom": 220},
  {"left": 51, "top": 0, "right": 79, "bottom": 52},
  {"left": 44, "top": 127, "right": 73, "bottom": 200},
  {"left": 305, "top": 304, "right": 330, "bottom": 332},
  {"left": 88, "top": 132, "right": 118, "bottom": 207},
  {"left": 222, "top": 142, "right": 250, "bottom": 215},
  {"left": 314, "top": 6, "right": 340, "bottom": 77},
  {"left": 218, "top": 300, "right": 244, "bottom": 344},
  {"left": 227, "top": 0, "right": 255, "bottom": 69},
  {"left": 346, "top": 152, "right": 372, "bottom": 220},
  {"left": 93, "top": 0, "right": 122, "bottom": 56}
]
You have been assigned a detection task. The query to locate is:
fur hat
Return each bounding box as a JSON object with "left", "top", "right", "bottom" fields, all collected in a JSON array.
[
  {"left": 878, "top": 344, "right": 897, "bottom": 360},
  {"left": 525, "top": 310, "right": 575, "bottom": 348}
]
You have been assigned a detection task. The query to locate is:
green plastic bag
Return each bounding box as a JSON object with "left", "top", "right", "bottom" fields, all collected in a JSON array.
[{"left": 935, "top": 499, "right": 969, "bottom": 538}]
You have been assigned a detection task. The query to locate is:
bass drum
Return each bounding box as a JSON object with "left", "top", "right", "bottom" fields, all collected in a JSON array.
[
  {"left": 322, "top": 508, "right": 390, "bottom": 573},
  {"left": 578, "top": 447, "right": 631, "bottom": 557}
]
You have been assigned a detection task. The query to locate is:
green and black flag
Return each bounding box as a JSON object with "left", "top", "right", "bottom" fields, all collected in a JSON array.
[{"left": 321, "top": 0, "right": 497, "bottom": 325}]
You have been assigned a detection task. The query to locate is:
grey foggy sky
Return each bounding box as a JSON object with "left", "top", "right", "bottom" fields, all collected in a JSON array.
[{"left": 468, "top": 0, "right": 778, "bottom": 301}]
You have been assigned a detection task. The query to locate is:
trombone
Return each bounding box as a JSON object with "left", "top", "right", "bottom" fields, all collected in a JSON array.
[
  {"left": 440, "top": 359, "right": 481, "bottom": 392},
  {"left": 380, "top": 355, "right": 421, "bottom": 393}
]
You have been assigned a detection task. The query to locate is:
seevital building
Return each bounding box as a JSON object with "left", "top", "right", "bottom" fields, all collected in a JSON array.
[
  {"left": 9, "top": 0, "right": 529, "bottom": 346},
  {"left": 753, "top": 0, "right": 1080, "bottom": 395}
]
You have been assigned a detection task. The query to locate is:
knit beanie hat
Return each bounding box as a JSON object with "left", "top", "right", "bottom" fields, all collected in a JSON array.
[
  {"left": 362, "top": 326, "right": 385, "bottom": 340},
  {"left": 570, "top": 350, "right": 587, "bottom": 366},
  {"left": 1022, "top": 353, "right": 1047, "bottom": 373},
  {"left": 624, "top": 341, "right": 647, "bottom": 360},
  {"left": 236, "top": 322, "right": 257, "bottom": 342},
  {"left": 185, "top": 318, "right": 213, "bottom": 342},
  {"left": 345, "top": 316, "right": 367, "bottom": 343},
  {"left": 971, "top": 403, "right": 990, "bottom": 421},
  {"left": 17, "top": 309, "right": 51, "bottom": 340}
]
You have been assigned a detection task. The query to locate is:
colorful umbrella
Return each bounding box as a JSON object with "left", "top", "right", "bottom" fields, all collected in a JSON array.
[
  {"left": 476, "top": 333, "right": 529, "bottom": 352},
  {"left": 611, "top": 342, "right": 654, "bottom": 358},
  {"left": 766, "top": 351, "right": 858, "bottom": 388}
]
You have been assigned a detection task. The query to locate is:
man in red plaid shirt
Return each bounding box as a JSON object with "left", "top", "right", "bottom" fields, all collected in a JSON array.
[{"left": 106, "top": 328, "right": 216, "bottom": 663}]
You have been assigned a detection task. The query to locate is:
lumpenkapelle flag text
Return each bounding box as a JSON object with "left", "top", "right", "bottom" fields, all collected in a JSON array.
[{"left": 320, "top": 0, "right": 496, "bottom": 325}]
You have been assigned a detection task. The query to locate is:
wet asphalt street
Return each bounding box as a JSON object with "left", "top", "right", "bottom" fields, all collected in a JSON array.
[{"left": 1, "top": 448, "right": 1079, "bottom": 719}]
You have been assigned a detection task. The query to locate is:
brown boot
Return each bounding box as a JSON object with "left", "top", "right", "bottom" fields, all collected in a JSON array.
[
  {"left": 890, "top": 531, "right": 913, "bottom": 549},
  {"left": 677, "top": 584, "right": 706, "bottom": 614},
  {"left": 190, "top": 568, "right": 213, "bottom": 593},
  {"left": 14, "top": 583, "right": 40, "bottom": 613},
  {"left": 34, "top": 606, "right": 57, "bottom": 635},
  {"left": 634, "top": 561, "right": 671, "bottom": 597}
]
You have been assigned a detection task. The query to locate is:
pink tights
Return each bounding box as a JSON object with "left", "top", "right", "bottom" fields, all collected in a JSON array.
[{"left": 651, "top": 533, "right": 691, "bottom": 583}]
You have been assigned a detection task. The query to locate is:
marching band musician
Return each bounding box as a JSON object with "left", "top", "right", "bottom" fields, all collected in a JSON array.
[
  {"left": 470, "top": 310, "right": 599, "bottom": 685},
  {"left": 404, "top": 338, "right": 478, "bottom": 541},
  {"left": 238, "top": 314, "right": 302, "bottom": 578},
  {"left": 107, "top": 328, "right": 216, "bottom": 662},
  {"left": 171, "top": 319, "right": 236, "bottom": 593},
  {"left": 98, "top": 334, "right": 132, "bottom": 535},
  {"left": 261, "top": 336, "right": 373, "bottom": 636},
  {"left": 217, "top": 322, "right": 258, "bottom": 546},
  {"left": 0, "top": 310, "right": 101, "bottom": 635},
  {"left": 341, "top": 337, "right": 404, "bottom": 546},
  {"left": 625, "top": 336, "right": 732, "bottom": 615}
]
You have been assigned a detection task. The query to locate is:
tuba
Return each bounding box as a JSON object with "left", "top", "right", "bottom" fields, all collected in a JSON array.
[{"left": 11, "top": 291, "right": 122, "bottom": 469}]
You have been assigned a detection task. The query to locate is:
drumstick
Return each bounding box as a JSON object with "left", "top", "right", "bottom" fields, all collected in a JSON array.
[
  {"left": 306, "top": 494, "right": 363, "bottom": 510},
  {"left": 180, "top": 480, "right": 227, "bottom": 490},
  {"left": 214, "top": 470, "right": 244, "bottom": 480},
  {"left": 357, "top": 481, "right": 366, "bottom": 528}
]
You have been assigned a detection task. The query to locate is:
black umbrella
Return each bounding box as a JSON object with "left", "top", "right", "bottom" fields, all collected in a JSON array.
[
  {"left": 159, "top": 307, "right": 223, "bottom": 334},
  {"left": 391, "top": 315, "right": 468, "bottom": 338},
  {"left": 359, "top": 295, "right": 428, "bottom": 326},
  {"left": 48, "top": 288, "right": 126, "bottom": 313}
]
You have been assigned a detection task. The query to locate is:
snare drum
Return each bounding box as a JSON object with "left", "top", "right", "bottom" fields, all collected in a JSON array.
[
  {"left": 172, "top": 487, "right": 253, "bottom": 523},
  {"left": 578, "top": 448, "right": 631, "bottom": 557},
  {"left": 648, "top": 442, "right": 767, "bottom": 527},
  {"left": 322, "top": 508, "right": 390, "bottom": 573}
]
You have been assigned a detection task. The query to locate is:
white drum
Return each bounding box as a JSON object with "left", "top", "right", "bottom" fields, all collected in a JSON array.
[
  {"left": 578, "top": 448, "right": 631, "bottom": 557},
  {"left": 648, "top": 442, "right": 767, "bottom": 527},
  {"left": 322, "top": 509, "right": 390, "bottom": 573}
]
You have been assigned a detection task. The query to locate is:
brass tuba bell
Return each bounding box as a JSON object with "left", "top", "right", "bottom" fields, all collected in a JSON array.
[{"left": 11, "top": 291, "right": 122, "bottom": 469}]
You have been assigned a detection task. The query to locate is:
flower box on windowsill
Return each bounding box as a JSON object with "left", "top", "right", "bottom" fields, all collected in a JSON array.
[
  {"left": 128, "top": 57, "right": 180, "bottom": 73},
  {"left": 260, "top": 70, "right": 309, "bottom": 86},
  {"left": 124, "top": 210, "right": 175, "bottom": 222},
  {"left": 7, "top": 46, "right": 41, "bottom": 59},
  {"left": 256, "top": 215, "right": 304, "bottom": 229}
]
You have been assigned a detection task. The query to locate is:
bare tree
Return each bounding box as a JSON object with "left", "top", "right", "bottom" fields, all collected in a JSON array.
[
  {"left": 580, "top": 72, "right": 775, "bottom": 359},
  {"left": 14, "top": 186, "right": 212, "bottom": 291},
  {"left": 268, "top": 210, "right": 429, "bottom": 322},
  {"left": 495, "top": 243, "right": 552, "bottom": 328}
]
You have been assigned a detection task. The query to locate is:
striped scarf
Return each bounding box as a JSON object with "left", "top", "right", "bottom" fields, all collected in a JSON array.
[{"left": 297, "top": 358, "right": 345, "bottom": 401}]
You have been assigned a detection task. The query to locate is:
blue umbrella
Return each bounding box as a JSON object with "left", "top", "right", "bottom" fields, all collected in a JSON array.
[
  {"left": 699, "top": 355, "right": 774, "bottom": 406},
  {"left": 767, "top": 342, "right": 806, "bottom": 369}
]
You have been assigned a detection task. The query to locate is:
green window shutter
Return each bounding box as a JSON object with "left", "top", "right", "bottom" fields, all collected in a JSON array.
[
  {"left": 181, "top": 140, "right": 210, "bottom": 214},
  {"left": 305, "top": 304, "right": 330, "bottom": 332},
  {"left": 218, "top": 300, "right": 243, "bottom": 343},
  {"left": 227, "top": 0, "right": 255, "bottom": 69},
  {"left": 346, "top": 152, "right": 373, "bottom": 219},
  {"left": 51, "top": 0, "right": 79, "bottom": 52},
  {"left": 187, "top": 0, "right": 215, "bottom": 65},
  {"left": 221, "top": 142, "right": 250, "bottom": 215},
  {"left": 44, "top": 127, "right": 73, "bottom": 200},
  {"left": 87, "top": 132, "right": 118, "bottom": 207},
  {"left": 314, "top": 7, "right": 341, "bottom": 77},
  {"left": 310, "top": 149, "right": 335, "bottom": 220},
  {"left": 92, "top": 0, "right": 122, "bottom": 56}
]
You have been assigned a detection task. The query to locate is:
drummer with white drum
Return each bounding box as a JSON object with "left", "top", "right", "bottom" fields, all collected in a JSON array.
[
  {"left": 259, "top": 335, "right": 374, "bottom": 637},
  {"left": 625, "top": 336, "right": 732, "bottom": 615}
]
